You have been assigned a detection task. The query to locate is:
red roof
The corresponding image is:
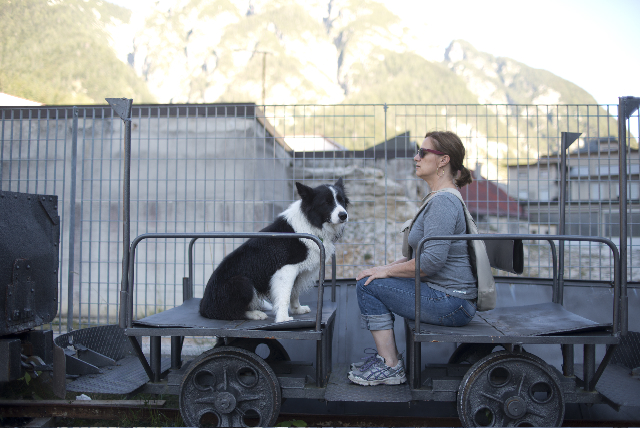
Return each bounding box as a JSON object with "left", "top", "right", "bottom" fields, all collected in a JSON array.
[{"left": 460, "top": 171, "right": 525, "bottom": 218}]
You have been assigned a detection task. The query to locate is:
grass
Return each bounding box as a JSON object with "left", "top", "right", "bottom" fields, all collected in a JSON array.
[
  {"left": 57, "top": 392, "right": 184, "bottom": 427},
  {"left": 0, "top": 372, "right": 185, "bottom": 427}
]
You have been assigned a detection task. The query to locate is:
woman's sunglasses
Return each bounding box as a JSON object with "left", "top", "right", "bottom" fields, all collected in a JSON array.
[{"left": 417, "top": 148, "right": 447, "bottom": 158}]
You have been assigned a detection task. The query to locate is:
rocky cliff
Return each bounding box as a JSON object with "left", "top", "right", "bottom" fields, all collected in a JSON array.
[{"left": 1, "top": 0, "right": 604, "bottom": 110}]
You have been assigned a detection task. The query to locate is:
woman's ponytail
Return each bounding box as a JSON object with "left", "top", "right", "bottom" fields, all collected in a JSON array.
[
  {"left": 426, "top": 131, "right": 473, "bottom": 188},
  {"left": 455, "top": 165, "right": 473, "bottom": 188}
]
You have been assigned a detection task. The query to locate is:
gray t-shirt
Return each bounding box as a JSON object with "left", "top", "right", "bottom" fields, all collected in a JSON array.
[{"left": 407, "top": 191, "right": 477, "bottom": 299}]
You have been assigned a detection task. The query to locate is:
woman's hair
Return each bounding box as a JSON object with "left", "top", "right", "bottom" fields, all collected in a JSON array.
[{"left": 425, "top": 131, "right": 473, "bottom": 188}]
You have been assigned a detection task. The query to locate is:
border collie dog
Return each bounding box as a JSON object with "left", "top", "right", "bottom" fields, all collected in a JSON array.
[{"left": 200, "top": 179, "right": 349, "bottom": 323}]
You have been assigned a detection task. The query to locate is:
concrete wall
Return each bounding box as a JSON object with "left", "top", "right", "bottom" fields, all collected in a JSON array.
[{"left": 74, "top": 115, "right": 293, "bottom": 322}]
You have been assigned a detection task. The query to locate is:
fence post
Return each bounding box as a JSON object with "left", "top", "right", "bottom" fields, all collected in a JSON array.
[
  {"left": 557, "top": 132, "right": 581, "bottom": 306},
  {"left": 617, "top": 96, "right": 640, "bottom": 335},
  {"left": 383, "top": 104, "right": 388, "bottom": 264},
  {"left": 66, "top": 107, "right": 78, "bottom": 332},
  {"left": 106, "top": 98, "right": 133, "bottom": 329}
]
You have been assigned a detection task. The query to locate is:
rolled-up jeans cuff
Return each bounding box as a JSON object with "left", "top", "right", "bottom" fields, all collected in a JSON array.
[{"left": 360, "top": 313, "right": 395, "bottom": 330}]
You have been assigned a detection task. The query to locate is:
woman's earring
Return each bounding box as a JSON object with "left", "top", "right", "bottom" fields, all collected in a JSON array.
[{"left": 437, "top": 166, "right": 445, "bottom": 177}]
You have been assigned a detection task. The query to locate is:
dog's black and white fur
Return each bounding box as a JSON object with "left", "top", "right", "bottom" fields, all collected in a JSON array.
[{"left": 199, "top": 179, "right": 349, "bottom": 323}]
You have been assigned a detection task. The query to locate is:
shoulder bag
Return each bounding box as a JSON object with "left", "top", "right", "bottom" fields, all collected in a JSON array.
[{"left": 400, "top": 188, "right": 496, "bottom": 311}]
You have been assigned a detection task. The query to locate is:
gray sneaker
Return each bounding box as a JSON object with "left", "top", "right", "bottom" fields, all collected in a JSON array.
[
  {"left": 348, "top": 354, "right": 407, "bottom": 386},
  {"left": 350, "top": 349, "right": 403, "bottom": 373},
  {"left": 349, "top": 348, "right": 378, "bottom": 372}
]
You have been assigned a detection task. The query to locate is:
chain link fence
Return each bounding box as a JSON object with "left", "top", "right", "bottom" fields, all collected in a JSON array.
[{"left": 1, "top": 101, "right": 638, "bottom": 330}]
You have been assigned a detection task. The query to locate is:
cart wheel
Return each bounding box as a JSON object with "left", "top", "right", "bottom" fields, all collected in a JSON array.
[
  {"left": 448, "top": 343, "right": 498, "bottom": 365},
  {"left": 226, "top": 338, "right": 290, "bottom": 363},
  {"left": 179, "top": 346, "right": 281, "bottom": 427},
  {"left": 457, "top": 350, "right": 564, "bottom": 427}
]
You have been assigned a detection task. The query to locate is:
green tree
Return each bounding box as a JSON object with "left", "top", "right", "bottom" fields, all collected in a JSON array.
[{"left": 0, "top": 0, "right": 155, "bottom": 104}]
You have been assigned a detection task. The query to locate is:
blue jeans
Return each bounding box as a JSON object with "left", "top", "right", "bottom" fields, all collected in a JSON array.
[{"left": 356, "top": 277, "right": 476, "bottom": 330}]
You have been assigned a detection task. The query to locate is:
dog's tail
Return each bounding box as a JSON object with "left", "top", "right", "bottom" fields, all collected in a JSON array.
[{"left": 200, "top": 275, "right": 255, "bottom": 320}]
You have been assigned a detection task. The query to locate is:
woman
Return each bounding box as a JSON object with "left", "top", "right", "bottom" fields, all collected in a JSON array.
[{"left": 349, "top": 130, "right": 476, "bottom": 386}]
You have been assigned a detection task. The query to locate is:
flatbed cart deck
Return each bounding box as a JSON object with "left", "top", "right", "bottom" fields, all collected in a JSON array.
[
  {"left": 405, "top": 234, "right": 625, "bottom": 427},
  {"left": 54, "top": 98, "right": 637, "bottom": 427},
  {"left": 107, "top": 228, "right": 629, "bottom": 427},
  {"left": 118, "top": 231, "right": 338, "bottom": 426}
]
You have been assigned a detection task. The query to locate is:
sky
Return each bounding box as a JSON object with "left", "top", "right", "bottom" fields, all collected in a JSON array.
[
  {"left": 107, "top": 0, "right": 640, "bottom": 106},
  {"left": 386, "top": 0, "right": 640, "bottom": 106}
]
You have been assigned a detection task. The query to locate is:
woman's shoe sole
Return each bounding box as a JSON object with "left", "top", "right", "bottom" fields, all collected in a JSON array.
[{"left": 347, "top": 373, "right": 407, "bottom": 386}]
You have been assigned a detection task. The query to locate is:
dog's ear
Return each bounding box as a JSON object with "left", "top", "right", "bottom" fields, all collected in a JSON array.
[
  {"left": 334, "top": 178, "right": 349, "bottom": 207},
  {"left": 295, "top": 182, "right": 313, "bottom": 200}
]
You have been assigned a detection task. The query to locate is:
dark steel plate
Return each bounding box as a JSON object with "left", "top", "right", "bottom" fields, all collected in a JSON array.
[
  {"left": 410, "top": 303, "right": 611, "bottom": 343},
  {"left": 133, "top": 298, "right": 336, "bottom": 331},
  {"left": 576, "top": 363, "right": 640, "bottom": 407},
  {"left": 324, "top": 363, "right": 412, "bottom": 402},
  {"left": 65, "top": 355, "right": 170, "bottom": 394}
]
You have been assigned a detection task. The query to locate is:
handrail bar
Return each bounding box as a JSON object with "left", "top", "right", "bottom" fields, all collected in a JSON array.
[
  {"left": 187, "top": 237, "right": 337, "bottom": 303},
  {"left": 414, "top": 234, "right": 621, "bottom": 335},
  {"left": 120, "top": 232, "right": 326, "bottom": 332}
]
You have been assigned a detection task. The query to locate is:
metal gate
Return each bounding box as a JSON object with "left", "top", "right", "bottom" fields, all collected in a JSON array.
[{"left": 1, "top": 100, "right": 638, "bottom": 334}]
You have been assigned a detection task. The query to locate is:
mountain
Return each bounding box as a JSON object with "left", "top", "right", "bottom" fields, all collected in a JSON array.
[
  {"left": 129, "top": 0, "right": 411, "bottom": 104},
  {"left": 444, "top": 40, "right": 599, "bottom": 105},
  {"left": 344, "top": 48, "right": 477, "bottom": 105},
  {"left": 0, "top": 0, "right": 155, "bottom": 105},
  {"left": 0, "top": 0, "right": 614, "bottom": 158}
]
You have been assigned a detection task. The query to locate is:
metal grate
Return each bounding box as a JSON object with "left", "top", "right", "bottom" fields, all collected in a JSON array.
[
  {"left": 54, "top": 324, "right": 135, "bottom": 361},
  {"left": 612, "top": 331, "right": 640, "bottom": 370},
  {"left": 1, "top": 102, "right": 638, "bottom": 329}
]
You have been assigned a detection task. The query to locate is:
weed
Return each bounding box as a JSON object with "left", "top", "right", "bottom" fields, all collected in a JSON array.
[{"left": 277, "top": 419, "right": 308, "bottom": 427}]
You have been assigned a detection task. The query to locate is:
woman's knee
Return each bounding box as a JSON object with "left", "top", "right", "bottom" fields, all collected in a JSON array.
[{"left": 356, "top": 277, "right": 369, "bottom": 296}]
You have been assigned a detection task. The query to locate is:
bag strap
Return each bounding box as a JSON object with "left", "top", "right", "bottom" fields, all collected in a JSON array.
[
  {"left": 403, "top": 187, "right": 476, "bottom": 259},
  {"left": 436, "top": 188, "right": 479, "bottom": 234},
  {"left": 405, "top": 190, "right": 444, "bottom": 233},
  {"left": 401, "top": 190, "right": 441, "bottom": 260}
]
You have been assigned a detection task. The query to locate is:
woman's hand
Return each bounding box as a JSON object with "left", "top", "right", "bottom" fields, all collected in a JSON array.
[
  {"left": 356, "top": 265, "right": 391, "bottom": 286},
  {"left": 356, "top": 258, "right": 422, "bottom": 286}
]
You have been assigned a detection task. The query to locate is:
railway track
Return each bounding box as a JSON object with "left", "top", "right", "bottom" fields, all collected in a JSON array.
[{"left": 0, "top": 400, "right": 636, "bottom": 427}]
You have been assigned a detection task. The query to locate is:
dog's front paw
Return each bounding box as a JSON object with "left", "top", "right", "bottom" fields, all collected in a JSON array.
[
  {"left": 291, "top": 305, "right": 311, "bottom": 315},
  {"left": 245, "top": 310, "right": 268, "bottom": 320},
  {"left": 274, "top": 314, "right": 294, "bottom": 323}
]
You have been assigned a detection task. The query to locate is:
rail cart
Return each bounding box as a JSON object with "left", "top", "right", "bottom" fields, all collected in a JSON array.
[{"left": 51, "top": 98, "right": 639, "bottom": 427}]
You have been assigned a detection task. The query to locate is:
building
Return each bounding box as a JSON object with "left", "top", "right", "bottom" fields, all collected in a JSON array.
[
  {"left": 505, "top": 137, "right": 639, "bottom": 237},
  {"left": 506, "top": 137, "right": 639, "bottom": 203},
  {"left": 0, "top": 93, "right": 42, "bottom": 106},
  {"left": 461, "top": 170, "right": 527, "bottom": 234},
  {"left": 284, "top": 135, "right": 345, "bottom": 152}
]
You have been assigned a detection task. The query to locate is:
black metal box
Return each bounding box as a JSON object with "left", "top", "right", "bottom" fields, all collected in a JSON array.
[{"left": 0, "top": 191, "right": 60, "bottom": 335}]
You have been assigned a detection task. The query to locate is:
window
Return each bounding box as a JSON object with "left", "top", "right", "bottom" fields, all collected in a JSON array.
[
  {"left": 630, "top": 182, "right": 640, "bottom": 200},
  {"left": 615, "top": 183, "right": 640, "bottom": 200},
  {"left": 589, "top": 183, "right": 607, "bottom": 201}
]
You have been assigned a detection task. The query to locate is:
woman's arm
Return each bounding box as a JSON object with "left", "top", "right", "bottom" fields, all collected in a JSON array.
[
  {"left": 388, "top": 257, "right": 408, "bottom": 266},
  {"left": 356, "top": 258, "right": 426, "bottom": 286},
  {"left": 354, "top": 256, "right": 407, "bottom": 281}
]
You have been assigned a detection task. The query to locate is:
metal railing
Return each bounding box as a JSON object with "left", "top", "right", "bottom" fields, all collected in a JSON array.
[{"left": 1, "top": 100, "right": 638, "bottom": 329}]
